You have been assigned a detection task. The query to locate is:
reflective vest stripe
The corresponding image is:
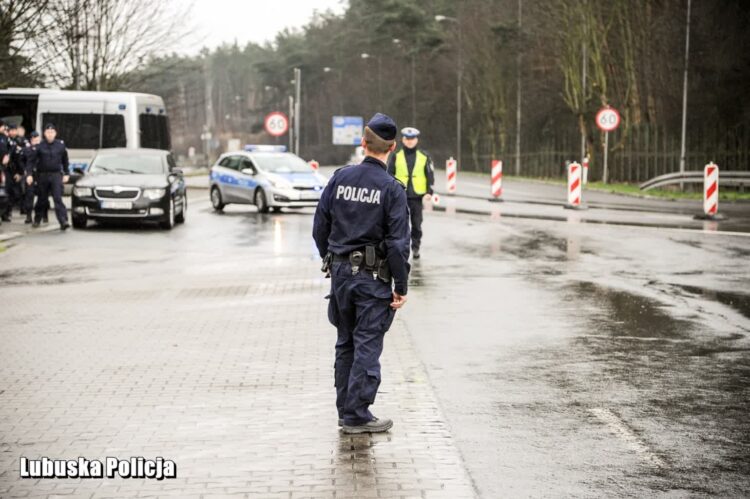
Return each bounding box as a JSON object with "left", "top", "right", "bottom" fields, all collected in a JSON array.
[{"left": 394, "top": 150, "right": 428, "bottom": 195}]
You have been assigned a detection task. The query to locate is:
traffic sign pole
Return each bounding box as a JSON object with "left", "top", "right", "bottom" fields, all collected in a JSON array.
[{"left": 603, "top": 132, "right": 609, "bottom": 184}]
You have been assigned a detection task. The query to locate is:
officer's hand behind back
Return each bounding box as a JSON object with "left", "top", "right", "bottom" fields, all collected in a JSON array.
[{"left": 391, "top": 292, "right": 407, "bottom": 310}]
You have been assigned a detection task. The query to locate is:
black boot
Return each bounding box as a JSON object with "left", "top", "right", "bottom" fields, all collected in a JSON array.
[
  {"left": 342, "top": 417, "right": 393, "bottom": 434},
  {"left": 24, "top": 215, "right": 32, "bottom": 224}
]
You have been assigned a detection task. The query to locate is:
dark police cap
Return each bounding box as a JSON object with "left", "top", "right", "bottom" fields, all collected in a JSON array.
[
  {"left": 30, "top": 131, "right": 40, "bottom": 138},
  {"left": 365, "top": 113, "right": 397, "bottom": 141},
  {"left": 44, "top": 123, "right": 57, "bottom": 131},
  {"left": 8, "top": 123, "right": 17, "bottom": 130}
]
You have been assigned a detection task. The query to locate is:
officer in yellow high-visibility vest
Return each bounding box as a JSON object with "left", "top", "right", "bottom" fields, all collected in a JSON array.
[{"left": 387, "top": 127, "right": 434, "bottom": 259}]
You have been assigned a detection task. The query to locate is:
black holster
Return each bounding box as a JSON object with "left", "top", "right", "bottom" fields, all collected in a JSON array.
[{"left": 365, "top": 244, "right": 392, "bottom": 284}]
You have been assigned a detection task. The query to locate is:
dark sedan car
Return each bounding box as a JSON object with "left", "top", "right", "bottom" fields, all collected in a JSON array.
[{"left": 71, "top": 148, "right": 186, "bottom": 230}]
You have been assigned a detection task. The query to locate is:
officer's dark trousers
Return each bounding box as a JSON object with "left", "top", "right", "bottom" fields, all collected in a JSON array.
[
  {"left": 23, "top": 181, "right": 35, "bottom": 216},
  {"left": 328, "top": 262, "right": 396, "bottom": 425},
  {"left": 35, "top": 173, "right": 67, "bottom": 225},
  {"left": 407, "top": 197, "right": 424, "bottom": 251},
  {"left": 2, "top": 168, "right": 21, "bottom": 218}
]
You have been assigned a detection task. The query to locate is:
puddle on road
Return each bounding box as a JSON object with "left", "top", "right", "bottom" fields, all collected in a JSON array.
[
  {"left": 673, "top": 284, "right": 750, "bottom": 321},
  {"left": 571, "top": 281, "right": 693, "bottom": 341},
  {"left": 455, "top": 229, "right": 594, "bottom": 264}
]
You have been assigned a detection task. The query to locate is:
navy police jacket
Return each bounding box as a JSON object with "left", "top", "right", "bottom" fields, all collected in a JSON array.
[
  {"left": 313, "top": 156, "right": 411, "bottom": 295},
  {"left": 30, "top": 139, "right": 69, "bottom": 175}
]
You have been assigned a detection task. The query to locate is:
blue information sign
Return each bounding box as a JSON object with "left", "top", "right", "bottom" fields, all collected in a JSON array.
[{"left": 332, "top": 116, "right": 363, "bottom": 145}]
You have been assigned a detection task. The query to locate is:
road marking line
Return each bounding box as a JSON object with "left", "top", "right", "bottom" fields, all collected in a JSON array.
[{"left": 589, "top": 407, "right": 667, "bottom": 469}]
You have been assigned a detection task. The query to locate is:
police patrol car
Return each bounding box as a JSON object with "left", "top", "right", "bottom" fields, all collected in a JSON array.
[{"left": 209, "top": 145, "right": 327, "bottom": 213}]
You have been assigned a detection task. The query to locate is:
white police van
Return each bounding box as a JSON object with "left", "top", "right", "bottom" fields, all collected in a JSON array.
[
  {"left": 0, "top": 88, "right": 170, "bottom": 178},
  {"left": 209, "top": 145, "right": 327, "bottom": 213}
]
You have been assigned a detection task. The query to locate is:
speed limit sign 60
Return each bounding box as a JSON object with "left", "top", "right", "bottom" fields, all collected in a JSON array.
[
  {"left": 596, "top": 107, "right": 621, "bottom": 132},
  {"left": 264, "top": 112, "right": 289, "bottom": 137}
]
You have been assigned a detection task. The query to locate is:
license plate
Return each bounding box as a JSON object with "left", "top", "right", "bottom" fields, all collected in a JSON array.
[
  {"left": 100, "top": 200, "right": 133, "bottom": 210},
  {"left": 300, "top": 191, "right": 319, "bottom": 200}
]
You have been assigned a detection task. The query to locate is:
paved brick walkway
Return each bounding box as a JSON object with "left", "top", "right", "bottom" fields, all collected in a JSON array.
[{"left": 0, "top": 233, "right": 476, "bottom": 498}]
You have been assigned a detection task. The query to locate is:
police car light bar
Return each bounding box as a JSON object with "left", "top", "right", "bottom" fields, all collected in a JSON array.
[{"left": 244, "top": 145, "right": 287, "bottom": 152}]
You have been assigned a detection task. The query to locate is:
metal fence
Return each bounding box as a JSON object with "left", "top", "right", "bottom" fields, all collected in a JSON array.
[{"left": 451, "top": 122, "right": 750, "bottom": 183}]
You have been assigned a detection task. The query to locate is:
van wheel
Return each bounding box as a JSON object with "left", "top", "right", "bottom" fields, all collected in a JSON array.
[
  {"left": 175, "top": 194, "right": 187, "bottom": 224},
  {"left": 211, "top": 186, "right": 225, "bottom": 211},
  {"left": 255, "top": 189, "right": 269, "bottom": 214}
]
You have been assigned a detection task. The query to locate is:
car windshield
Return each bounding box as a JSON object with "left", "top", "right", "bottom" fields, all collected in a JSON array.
[
  {"left": 253, "top": 153, "right": 312, "bottom": 174},
  {"left": 90, "top": 154, "right": 166, "bottom": 175}
]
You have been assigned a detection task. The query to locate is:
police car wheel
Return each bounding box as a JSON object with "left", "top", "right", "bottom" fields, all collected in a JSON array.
[
  {"left": 255, "top": 189, "right": 269, "bottom": 214},
  {"left": 272, "top": 207, "right": 282, "bottom": 213},
  {"left": 160, "top": 198, "right": 175, "bottom": 230},
  {"left": 210, "top": 186, "right": 225, "bottom": 211},
  {"left": 175, "top": 194, "right": 187, "bottom": 224},
  {"left": 72, "top": 215, "right": 87, "bottom": 229}
]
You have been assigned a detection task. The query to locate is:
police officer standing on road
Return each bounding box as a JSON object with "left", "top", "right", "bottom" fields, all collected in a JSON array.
[
  {"left": 13, "top": 125, "right": 30, "bottom": 218},
  {"left": 387, "top": 127, "right": 434, "bottom": 259},
  {"left": 21, "top": 131, "right": 41, "bottom": 224},
  {"left": 313, "top": 113, "right": 411, "bottom": 434},
  {"left": 2, "top": 123, "right": 24, "bottom": 222},
  {"left": 0, "top": 121, "right": 9, "bottom": 226},
  {"left": 28, "top": 124, "right": 70, "bottom": 230}
]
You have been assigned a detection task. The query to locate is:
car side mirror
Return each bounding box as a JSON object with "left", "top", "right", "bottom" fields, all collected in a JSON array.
[
  {"left": 72, "top": 167, "right": 85, "bottom": 175},
  {"left": 241, "top": 168, "right": 256, "bottom": 176}
]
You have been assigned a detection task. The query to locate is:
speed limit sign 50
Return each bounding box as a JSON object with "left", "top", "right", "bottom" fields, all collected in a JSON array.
[
  {"left": 264, "top": 112, "right": 289, "bottom": 137},
  {"left": 596, "top": 107, "right": 621, "bottom": 132}
]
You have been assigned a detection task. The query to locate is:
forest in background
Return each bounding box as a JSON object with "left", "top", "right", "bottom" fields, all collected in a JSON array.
[{"left": 3, "top": 0, "right": 750, "bottom": 180}]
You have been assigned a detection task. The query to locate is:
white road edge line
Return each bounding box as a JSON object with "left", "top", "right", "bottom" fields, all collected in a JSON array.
[{"left": 589, "top": 407, "right": 667, "bottom": 469}]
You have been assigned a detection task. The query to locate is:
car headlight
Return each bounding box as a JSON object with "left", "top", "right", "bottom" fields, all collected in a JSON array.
[
  {"left": 73, "top": 186, "right": 93, "bottom": 197},
  {"left": 142, "top": 188, "right": 166, "bottom": 200}
]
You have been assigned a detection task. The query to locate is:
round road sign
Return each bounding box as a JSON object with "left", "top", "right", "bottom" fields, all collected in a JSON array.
[
  {"left": 596, "top": 107, "right": 621, "bottom": 132},
  {"left": 264, "top": 112, "right": 289, "bottom": 137}
]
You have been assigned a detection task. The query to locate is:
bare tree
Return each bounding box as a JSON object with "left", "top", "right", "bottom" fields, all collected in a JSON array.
[
  {"left": 28, "top": 0, "right": 191, "bottom": 90},
  {"left": 0, "top": 0, "right": 55, "bottom": 87}
]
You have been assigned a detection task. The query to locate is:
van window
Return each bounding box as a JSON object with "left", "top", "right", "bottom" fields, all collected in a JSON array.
[
  {"left": 40, "top": 113, "right": 127, "bottom": 149},
  {"left": 102, "top": 115, "right": 126, "bottom": 148},
  {"left": 42, "top": 113, "right": 100, "bottom": 149},
  {"left": 139, "top": 114, "right": 170, "bottom": 150}
]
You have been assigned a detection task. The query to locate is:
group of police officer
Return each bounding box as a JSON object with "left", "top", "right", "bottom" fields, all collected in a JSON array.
[
  {"left": 0, "top": 121, "right": 71, "bottom": 230},
  {"left": 314, "top": 113, "right": 434, "bottom": 434}
]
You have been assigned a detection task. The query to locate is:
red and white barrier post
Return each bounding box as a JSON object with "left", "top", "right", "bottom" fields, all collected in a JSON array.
[
  {"left": 695, "top": 162, "right": 726, "bottom": 220},
  {"left": 582, "top": 155, "right": 589, "bottom": 185},
  {"left": 308, "top": 159, "right": 320, "bottom": 171},
  {"left": 445, "top": 157, "right": 457, "bottom": 194},
  {"left": 489, "top": 160, "right": 503, "bottom": 202},
  {"left": 564, "top": 161, "right": 586, "bottom": 210}
]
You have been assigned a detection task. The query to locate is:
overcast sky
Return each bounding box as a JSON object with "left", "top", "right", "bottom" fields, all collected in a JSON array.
[{"left": 182, "top": 0, "right": 346, "bottom": 53}]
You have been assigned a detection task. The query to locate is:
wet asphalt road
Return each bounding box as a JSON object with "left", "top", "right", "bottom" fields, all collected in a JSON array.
[{"left": 2, "top": 188, "right": 749, "bottom": 497}]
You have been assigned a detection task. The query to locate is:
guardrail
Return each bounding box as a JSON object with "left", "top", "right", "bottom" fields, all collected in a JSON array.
[{"left": 640, "top": 171, "right": 750, "bottom": 191}]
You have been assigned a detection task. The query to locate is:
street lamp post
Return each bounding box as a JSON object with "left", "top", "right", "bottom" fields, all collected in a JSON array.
[
  {"left": 361, "top": 53, "right": 382, "bottom": 109},
  {"left": 393, "top": 38, "right": 417, "bottom": 125},
  {"left": 679, "top": 0, "right": 692, "bottom": 190},
  {"left": 436, "top": 15, "right": 462, "bottom": 169},
  {"left": 293, "top": 67, "right": 301, "bottom": 155}
]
